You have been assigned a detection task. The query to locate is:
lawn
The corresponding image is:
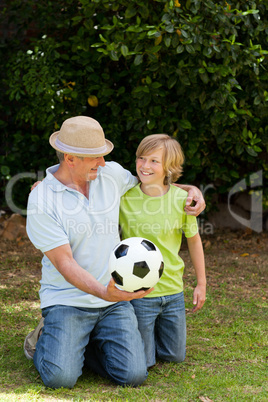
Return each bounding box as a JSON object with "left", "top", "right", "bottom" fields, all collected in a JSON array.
[{"left": 0, "top": 229, "right": 267, "bottom": 402}]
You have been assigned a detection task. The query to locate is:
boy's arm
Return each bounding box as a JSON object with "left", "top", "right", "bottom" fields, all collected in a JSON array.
[
  {"left": 186, "top": 232, "right": 206, "bottom": 312},
  {"left": 173, "top": 184, "right": 206, "bottom": 216}
]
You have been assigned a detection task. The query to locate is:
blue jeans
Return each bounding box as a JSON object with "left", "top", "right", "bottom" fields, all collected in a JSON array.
[
  {"left": 33, "top": 302, "right": 148, "bottom": 388},
  {"left": 131, "top": 292, "right": 186, "bottom": 368}
]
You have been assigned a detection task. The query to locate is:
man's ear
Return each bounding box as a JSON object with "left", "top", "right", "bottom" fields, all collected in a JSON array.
[{"left": 64, "top": 154, "right": 76, "bottom": 167}]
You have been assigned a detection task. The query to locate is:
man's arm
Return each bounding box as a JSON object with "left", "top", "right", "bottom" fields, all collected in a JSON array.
[
  {"left": 45, "top": 244, "right": 153, "bottom": 302},
  {"left": 174, "top": 184, "right": 206, "bottom": 216}
]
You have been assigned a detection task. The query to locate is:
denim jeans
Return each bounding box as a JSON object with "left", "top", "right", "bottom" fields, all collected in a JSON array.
[
  {"left": 131, "top": 292, "right": 186, "bottom": 368},
  {"left": 33, "top": 302, "right": 148, "bottom": 388}
]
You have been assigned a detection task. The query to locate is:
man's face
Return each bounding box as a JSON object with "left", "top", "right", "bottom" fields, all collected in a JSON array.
[{"left": 73, "top": 155, "right": 106, "bottom": 181}]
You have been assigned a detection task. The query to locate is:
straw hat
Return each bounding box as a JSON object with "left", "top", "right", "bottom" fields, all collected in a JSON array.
[{"left": 49, "top": 116, "right": 114, "bottom": 157}]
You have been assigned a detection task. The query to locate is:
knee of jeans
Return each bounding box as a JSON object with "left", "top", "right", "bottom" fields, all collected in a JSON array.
[
  {"left": 120, "top": 367, "right": 148, "bottom": 387},
  {"left": 172, "top": 349, "right": 186, "bottom": 364},
  {"left": 174, "top": 354, "right": 186, "bottom": 363},
  {"left": 40, "top": 364, "right": 79, "bottom": 389},
  {"left": 158, "top": 348, "right": 186, "bottom": 364}
]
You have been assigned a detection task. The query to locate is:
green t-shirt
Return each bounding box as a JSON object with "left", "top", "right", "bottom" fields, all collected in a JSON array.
[{"left": 119, "top": 183, "right": 198, "bottom": 297}]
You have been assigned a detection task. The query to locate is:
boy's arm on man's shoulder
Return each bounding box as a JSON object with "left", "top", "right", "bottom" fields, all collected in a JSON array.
[{"left": 31, "top": 180, "right": 42, "bottom": 191}]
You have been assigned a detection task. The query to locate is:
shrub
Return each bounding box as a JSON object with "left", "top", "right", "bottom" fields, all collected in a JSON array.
[{"left": 1, "top": 0, "right": 267, "bottom": 211}]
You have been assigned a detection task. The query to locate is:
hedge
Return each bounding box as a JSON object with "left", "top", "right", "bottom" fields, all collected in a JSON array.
[{"left": 0, "top": 0, "right": 267, "bottom": 211}]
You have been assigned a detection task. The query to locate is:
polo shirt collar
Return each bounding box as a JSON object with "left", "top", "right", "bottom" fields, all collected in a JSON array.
[{"left": 45, "top": 164, "right": 68, "bottom": 193}]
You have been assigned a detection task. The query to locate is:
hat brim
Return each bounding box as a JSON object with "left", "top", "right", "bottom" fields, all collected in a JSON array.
[{"left": 49, "top": 132, "right": 114, "bottom": 157}]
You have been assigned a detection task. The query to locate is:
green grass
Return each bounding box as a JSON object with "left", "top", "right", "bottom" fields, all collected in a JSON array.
[{"left": 0, "top": 231, "right": 267, "bottom": 401}]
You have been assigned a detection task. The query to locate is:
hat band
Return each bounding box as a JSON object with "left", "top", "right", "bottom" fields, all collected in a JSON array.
[{"left": 55, "top": 138, "right": 107, "bottom": 155}]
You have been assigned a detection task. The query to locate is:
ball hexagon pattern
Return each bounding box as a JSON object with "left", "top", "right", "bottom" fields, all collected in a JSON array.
[{"left": 109, "top": 237, "right": 164, "bottom": 292}]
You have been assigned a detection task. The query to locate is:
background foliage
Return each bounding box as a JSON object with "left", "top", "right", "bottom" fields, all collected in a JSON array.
[{"left": 0, "top": 0, "right": 267, "bottom": 211}]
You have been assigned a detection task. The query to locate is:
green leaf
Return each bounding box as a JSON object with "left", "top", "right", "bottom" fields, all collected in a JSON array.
[
  {"left": 246, "top": 147, "right": 257, "bottom": 157},
  {"left": 254, "top": 95, "right": 261, "bottom": 105},
  {"left": 165, "top": 24, "right": 174, "bottom": 33},
  {"left": 134, "top": 54, "right": 143, "bottom": 65},
  {"left": 203, "top": 47, "right": 213, "bottom": 57},
  {"left": 242, "top": 10, "right": 259, "bottom": 16},
  {"left": 230, "top": 170, "right": 240, "bottom": 178},
  {"left": 179, "top": 119, "right": 192, "bottom": 129},
  {"left": 91, "top": 43, "right": 104, "bottom": 48},
  {"left": 164, "top": 37, "right": 171, "bottom": 47},
  {"left": 125, "top": 7, "right": 137, "bottom": 19},
  {"left": 228, "top": 95, "right": 237, "bottom": 104},
  {"left": 151, "top": 82, "right": 162, "bottom": 89},
  {"left": 186, "top": 45, "right": 195, "bottom": 54},
  {"left": 99, "top": 34, "right": 107, "bottom": 43},
  {"left": 147, "top": 119, "right": 155, "bottom": 129},
  {"left": 148, "top": 29, "right": 158, "bottom": 37},
  {"left": 228, "top": 111, "right": 236, "bottom": 119},
  {"left": 176, "top": 45, "right": 184, "bottom": 54},
  {"left": 121, "top": 45, "right": 129, "bottom": 57},
  {"left": 199, "top": 92, "right": 206, "bottom": 105},
  {"left": 139, "top": 5, "right": 149, "bottom": 19},
  {"left": 200, "top": 73, "right": 209, "bottom": 84},
  {"left": 253, "top": 146, "right": 262, "bottom": 152},
  {"left": 110, "top": 50, "right": 119, "bottom": 61},
  {"left": 181, "top": 30, "right": 188, "bottom": 38},
  {"left": 168, "top": 76, "right": 177, "bottom": 89},
  {"left": 236, "top": 143, "right": 244, "bottom": 155},
  {"left": 1, "top": 165, "right": 10, "bottom": 176},
  {"left": 126, "top": 25, "right": 143, "bottom": 33}
]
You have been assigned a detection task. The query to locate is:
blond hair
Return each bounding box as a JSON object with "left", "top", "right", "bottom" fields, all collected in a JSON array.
[{"left": 136, "top": 134, "right": 184, "bottom": 185}]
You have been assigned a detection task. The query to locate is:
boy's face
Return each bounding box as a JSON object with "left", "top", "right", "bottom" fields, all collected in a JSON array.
[{"left": 136, "top": 148, "right": 166, "bottom": 188}]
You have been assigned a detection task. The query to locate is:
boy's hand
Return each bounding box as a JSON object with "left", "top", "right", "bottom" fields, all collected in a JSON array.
[
  {"left": 192, "top": 284, "right": 206, "bottom": 312},
  {"left": 31, "top": 181, "right": 42, "bottom": 191}
]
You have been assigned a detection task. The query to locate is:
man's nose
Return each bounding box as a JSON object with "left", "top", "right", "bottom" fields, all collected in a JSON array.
[{"left": 97, "top": 156, "right": 105, "bottom": 166}]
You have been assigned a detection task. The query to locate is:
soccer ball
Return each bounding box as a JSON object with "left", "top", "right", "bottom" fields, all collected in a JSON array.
[{"left": 109, "top": 237, "right": 164, "bottom": 292}]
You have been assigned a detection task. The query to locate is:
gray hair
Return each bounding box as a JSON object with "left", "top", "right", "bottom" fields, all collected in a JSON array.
[
  {"left": 56, "top": 151, "right": 65, "bottom": 163},
  {"left": 56, "top": 151, "right": 84, "bottom": 163}
]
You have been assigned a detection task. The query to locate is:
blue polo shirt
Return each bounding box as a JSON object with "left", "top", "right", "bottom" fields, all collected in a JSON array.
[{"left": 26, "top": 162, "right": 137, "bottom": 309}]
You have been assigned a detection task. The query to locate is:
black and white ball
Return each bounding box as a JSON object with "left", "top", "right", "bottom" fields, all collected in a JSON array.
[{"left": 109, "top": 237, "right": 164, "bottom": 292}]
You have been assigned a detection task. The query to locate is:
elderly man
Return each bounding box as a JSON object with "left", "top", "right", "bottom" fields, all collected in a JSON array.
[{"left": 25, "top": 116, "right": 205, "bottom": 389}]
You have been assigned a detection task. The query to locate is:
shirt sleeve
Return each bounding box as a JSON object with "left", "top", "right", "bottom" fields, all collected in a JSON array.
[
  {"left": 26, "top": 202, "right": 69, "bottom": 253},
  {"left": 182, "top": 213, "right": 199, "bottom": 238},
  {"left": 107, "top": 162, "right": 138, "bottom": 196}
]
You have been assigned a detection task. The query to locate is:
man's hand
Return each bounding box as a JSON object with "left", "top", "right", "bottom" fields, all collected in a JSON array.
[
  {"left": 105, "top": 278, "right": 154, "bottom": 302},
  {"left": 184, "top": 186, "right": 206, "bottom": 216}
]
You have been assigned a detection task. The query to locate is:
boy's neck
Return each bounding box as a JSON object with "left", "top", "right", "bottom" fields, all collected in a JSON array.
[{"left": 140, "top": 183, "right": 170, "bottom": 197}]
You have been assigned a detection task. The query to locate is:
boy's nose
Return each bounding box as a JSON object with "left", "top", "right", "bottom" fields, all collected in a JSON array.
[{"left": 143, "top": 159, "right": 150, "bottom": 168}]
